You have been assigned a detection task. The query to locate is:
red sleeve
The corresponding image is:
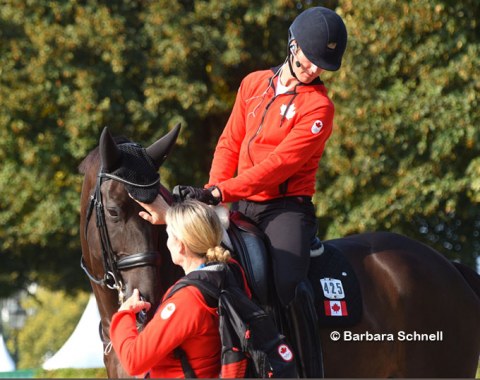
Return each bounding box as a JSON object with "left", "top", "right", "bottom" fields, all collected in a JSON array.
[
  {"left": 207, "top": 79, "right": 247, "bottom": 186},
  {"left": 217, "top": 105, "right": 334, "bottom": 202},
  {"left": 110, "top": 287, "right": 210, "bottom": 376}
]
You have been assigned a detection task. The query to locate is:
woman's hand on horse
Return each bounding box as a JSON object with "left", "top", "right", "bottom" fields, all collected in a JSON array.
[
  {"left": 118, "top": 289, "right": 151, "bottom": 313},
  {"left": 130, "top": 193, "right": 170, "bottom": 225}
]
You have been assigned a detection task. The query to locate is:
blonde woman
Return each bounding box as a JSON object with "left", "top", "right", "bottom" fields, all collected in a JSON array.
[{"left": 110, "top": 200, "right": 230, "bottom": 378}]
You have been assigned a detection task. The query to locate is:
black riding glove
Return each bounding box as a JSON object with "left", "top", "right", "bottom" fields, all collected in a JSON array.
[{"left": 173, "top": 185, "right": 222, "bottom": 206}]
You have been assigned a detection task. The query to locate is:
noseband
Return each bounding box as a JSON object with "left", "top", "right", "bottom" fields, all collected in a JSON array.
[{"left": 81, "top": 170, "right": 162, "bottom": 304}]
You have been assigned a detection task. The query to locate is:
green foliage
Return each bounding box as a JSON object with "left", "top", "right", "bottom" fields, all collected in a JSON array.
[
  {"left": 34, "top": 367, "right": 107, "bottom": 378},
  {"left": 0, "top": 0, "right": 318, "bottom": 296},
  {"left": 0, "top": 368, "right": 106, "bottom": 379},
  {"left": 8, "top": 288, "right": 89, "bottom": 369},
  {"left": 316, "top": 0, "right": 480, "bottom": 267},
  {"left": 0, "top": 0, "right": 478, "bottom": 298}
]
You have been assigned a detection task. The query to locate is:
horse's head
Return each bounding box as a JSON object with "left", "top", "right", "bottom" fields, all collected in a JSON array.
[{"left": 79, "top": 124, "right": 182, "bottom": 331}]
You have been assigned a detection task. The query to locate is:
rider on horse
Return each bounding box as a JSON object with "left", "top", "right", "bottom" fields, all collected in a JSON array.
[{"left": 174, "top": 7, "right": 348, "bottom": 378}]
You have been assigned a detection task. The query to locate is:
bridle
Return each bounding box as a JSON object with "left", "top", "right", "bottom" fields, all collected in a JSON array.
[{"left": 81, "top": 169, "right": 162, "bottom": 305}]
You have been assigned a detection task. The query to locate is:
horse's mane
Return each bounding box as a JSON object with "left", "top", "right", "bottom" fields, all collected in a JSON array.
[{"left": 78, "top": 135, "right": 131, "bottom": 175}]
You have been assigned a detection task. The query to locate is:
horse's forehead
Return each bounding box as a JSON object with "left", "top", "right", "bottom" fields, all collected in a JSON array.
[
  {"left": 118, "top": 143, "right": 151, "bottom": 165},
  {"left": 114, "top": 144, "right": 157, "bottom": 182},
  {"left": 105, "top": 180, "right": 129, "bottom": 199},
  {"left": 110, "top": 143, "right": 160, "bottom": 203}
]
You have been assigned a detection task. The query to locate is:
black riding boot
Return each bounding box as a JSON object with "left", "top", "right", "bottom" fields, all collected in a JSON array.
[{"left": 286, "top": 281, "right": 324, "bottom": 378}]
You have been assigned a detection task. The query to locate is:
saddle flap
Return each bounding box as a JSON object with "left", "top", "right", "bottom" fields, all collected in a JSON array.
[
  {"left": 308, "top": 243, "right": 363, "bottom": 327},
  {"left": 227, "top": 212, "right": 272, "bottom": 308}
]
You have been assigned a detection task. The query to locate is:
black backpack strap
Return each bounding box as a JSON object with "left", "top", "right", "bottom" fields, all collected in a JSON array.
[
  {"left": 174, "top": 347, "right": 197, "bottom": 379},
  {"left": 165, "top": 278, "right": 221, "bottom": 304},
  {"left": 164, "top": 277, "right": 222, "bottom": 379}
]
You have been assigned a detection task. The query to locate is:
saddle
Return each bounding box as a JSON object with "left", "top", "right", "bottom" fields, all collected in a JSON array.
[
  {"left": 226, "top": 211, "right": 273, "bottom": 308},
  {"left": 225, "top": 211, "right": 362, "bottom": 328}
]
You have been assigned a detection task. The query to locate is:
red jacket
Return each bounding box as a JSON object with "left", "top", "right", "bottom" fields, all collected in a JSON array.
[
  {"left": 207, "top": 67, "right": 334, "bottom": 202},
  {"left": 110, "top": 285, "right": 220, "bottom": 378}
]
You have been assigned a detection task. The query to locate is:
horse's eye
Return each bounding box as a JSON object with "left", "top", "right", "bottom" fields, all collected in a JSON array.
[{"left": 107, "top": 207, "right": 120, "bottom": 219}]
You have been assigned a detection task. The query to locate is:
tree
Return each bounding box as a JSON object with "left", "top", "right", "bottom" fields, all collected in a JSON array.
[
  {"left": 0, "top": 1, "right": 148, "bottom": 295},
  {"left": 315, "top": 0, "right": 480, "bottom": 268},
  {"left": 8, "top": 288, "right": 89, "bottom": 369},
  {"left": 0, "top": 0, "right": 320, "bottom": 296},
  {"left": 1, "top": 0, "right": 478, "bottom": 298}
]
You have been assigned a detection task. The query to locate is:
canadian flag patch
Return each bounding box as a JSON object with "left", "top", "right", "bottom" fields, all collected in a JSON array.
[
  {"left": 277, "top": 344, "right": 294, "bottom": 362},
  {"left": 324, "top": 300, "right": 348, "bottom": 316},
  {"left": 160, "top": 302, "right": 176, "bottom": 320}
]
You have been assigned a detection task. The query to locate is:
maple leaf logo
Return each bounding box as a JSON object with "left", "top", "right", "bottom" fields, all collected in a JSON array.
[
  {"left": 280, "top": 104, "right": 296, "bottom": 120},
  {"left": 311, "top": 119, "right": 323, "bottom": 134},
  {"left": 277, "top": 344, "right": 293, "bottom": 362},
  {"left": 332, "top": 303, "right": 341, "bottom": 313}
]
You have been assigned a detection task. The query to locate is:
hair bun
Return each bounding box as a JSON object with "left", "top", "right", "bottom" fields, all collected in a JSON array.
[{"left": 206, "top": 245, "right": 231, "bottom": 264}]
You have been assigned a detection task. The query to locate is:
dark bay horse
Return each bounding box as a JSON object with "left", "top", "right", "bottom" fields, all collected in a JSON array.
[
  {"left": 80, "top": 128, "right": 480, "bottom": 378},
  {"left": 79, "top": 126, "right": 183, "bottom": 377}
]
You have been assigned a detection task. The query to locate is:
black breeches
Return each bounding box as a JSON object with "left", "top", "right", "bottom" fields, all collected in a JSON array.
[{"left": 237, "top": 197, "right": 317, "bottom": 306}]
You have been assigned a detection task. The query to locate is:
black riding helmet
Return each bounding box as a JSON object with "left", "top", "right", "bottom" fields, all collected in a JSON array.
[{"left": 289, "top": 7, "right": 347, "bottom": 71}]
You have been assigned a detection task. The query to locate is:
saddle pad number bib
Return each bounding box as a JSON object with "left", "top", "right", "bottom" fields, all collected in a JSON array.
[{"left": 320, "top": 278, "right": 345, "bottom": 300}]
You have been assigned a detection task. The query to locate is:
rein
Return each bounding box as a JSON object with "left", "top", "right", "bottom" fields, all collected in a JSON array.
[{"left": 81, "top": 170, "right": 162, "bottom": 304}]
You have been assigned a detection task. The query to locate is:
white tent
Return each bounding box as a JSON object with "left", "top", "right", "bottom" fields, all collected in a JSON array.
[
  {"left": 42, "top": 294, "right": 104, "bottom": 369},
  {"left": 0, "top": 334, "right": 15, "bottom": 372}
]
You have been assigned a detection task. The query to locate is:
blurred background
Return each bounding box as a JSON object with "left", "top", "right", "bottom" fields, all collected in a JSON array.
[{"left": 0, "top": 0, "right": 478, "bottom": 377}]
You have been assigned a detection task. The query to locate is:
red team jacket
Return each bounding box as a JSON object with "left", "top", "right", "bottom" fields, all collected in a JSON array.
[
  {"left": 110, "top": 285, "right": 220, "bottom": 378},
  {"left": 207, "top": 68, "right": 335, "bottom": 202}
]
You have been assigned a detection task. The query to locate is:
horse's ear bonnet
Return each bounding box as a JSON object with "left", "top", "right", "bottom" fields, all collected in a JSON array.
[{"left": 99, "top": 124, "right": 181, "bottom": 204}]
